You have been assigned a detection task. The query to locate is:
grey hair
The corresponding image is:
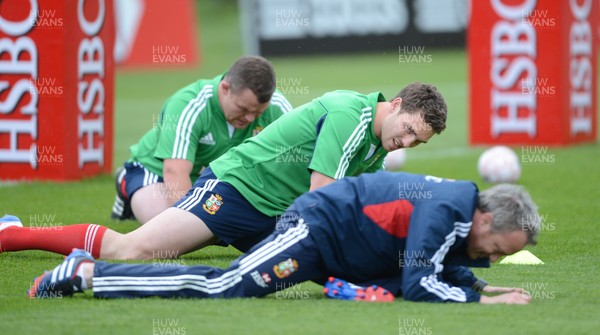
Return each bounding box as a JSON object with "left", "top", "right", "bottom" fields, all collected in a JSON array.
[{"left": 477, "top": 184, "right": 540, "bottom": 245}]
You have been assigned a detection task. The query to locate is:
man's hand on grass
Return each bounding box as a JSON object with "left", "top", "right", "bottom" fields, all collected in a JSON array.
[
  {"left": 480, "top": 291, "right": 531, "bottom": 304},
  {"left": 482, "top": 285, "right": 528, "bottom": 295}
]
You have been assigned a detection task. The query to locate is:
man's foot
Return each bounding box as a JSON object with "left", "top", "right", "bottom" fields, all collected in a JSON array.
[
  {"left": 0, "top": 214, "right": 23, "bottom": 232},
  {"left": 323, "top": 277, "right": 394, "bottom": 302},
  {"left": 28, "top": 249, "right": 95, "bottom": 299},
  {"left": 110, "top": 194, "right": 127, "bottom": 220},
  {"left": 111, "top": 166, "right": 135, "bottom": 220}
]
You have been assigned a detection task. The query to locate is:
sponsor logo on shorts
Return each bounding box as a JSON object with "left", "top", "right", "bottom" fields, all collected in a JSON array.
[
  {"left": 261, "top": 272, "right": 272, "bottom": 284},
  {"left": 202, "top": 194, "right": 223, "bottom": 215},
  {"left": 273, "top": 258, "right": 299, "bottom": 279},
  {"left": 251, "top": 271, "right": 268, "bottom": 288}
]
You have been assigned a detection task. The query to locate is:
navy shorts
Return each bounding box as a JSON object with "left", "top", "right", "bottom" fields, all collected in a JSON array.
[
  {"left": 175, "top": 167, "right": 277, "bottom": 252},
  {"left": 111, "top": 161, "right": 163, "bottom": 220}
]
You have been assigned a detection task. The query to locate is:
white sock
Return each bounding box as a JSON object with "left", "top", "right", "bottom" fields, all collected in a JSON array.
[{"left": 76, "top": 265, "right": 89, "bottom": 290}]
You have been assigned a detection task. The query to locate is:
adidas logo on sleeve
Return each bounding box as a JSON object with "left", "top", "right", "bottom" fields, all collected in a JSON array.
[{"left": 199, "top": 133, "right": 216, "bottom": 145}]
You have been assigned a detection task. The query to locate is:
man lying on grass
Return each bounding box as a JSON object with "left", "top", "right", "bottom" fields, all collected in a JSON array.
[
  {"left": 0, "top": 82, "right": 446, "bottom": 260},
  {"left": 28, "top": 171, "right": 539, "bottom": 304}
]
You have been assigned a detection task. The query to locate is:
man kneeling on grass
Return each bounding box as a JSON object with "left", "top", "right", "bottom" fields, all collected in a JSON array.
[{"left": 28, "top": 171, "right": 540, "bottom": 304}]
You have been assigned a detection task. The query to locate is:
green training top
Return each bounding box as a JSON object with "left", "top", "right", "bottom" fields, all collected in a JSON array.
[
  {"left": 210, "top": 90, "right": 387, "bottom": 216},
  {"left": 128, "top": 74, "right": 292, "bottom": 181}
]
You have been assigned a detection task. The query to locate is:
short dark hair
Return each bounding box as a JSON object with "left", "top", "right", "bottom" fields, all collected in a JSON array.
[
  {"left": 224, "top": 56, "right": 276, "bottom": 104},
  {"left": 393, "top": 83, "right": 447, "bottom": 134}
]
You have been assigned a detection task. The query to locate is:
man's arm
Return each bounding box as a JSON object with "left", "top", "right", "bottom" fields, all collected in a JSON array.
[
  {"left": 442, "top": 265, "right": 478, "bottom": 288},
  {"left": 152, "top": 93, "right": 206, "bottom": 206},
  {"left": 309, "top": 171, "right": 336, "bottom": 191},
  {"left": 480, "top": 292, "right": 531, "bottom": 304},
  {"left": 308, "top": 102, "right": 372, "bottom": 181},
  {"left": 482, "top": 285, "right": 528, "bottom": 294},
  {"left": 162, "top": 158, "right": 193, "bottom": 205},
  {"left": 404, "top": 257, "right": 529, "bottom": 304},
  {"left": 401, "top": 180, "right": 483, "bottom": 303},
  {"left": 401, "top": 219, "right": 481, "bottom": 301},
  {"left": 442, "top": 265, "right": 530, "bottom": 304}
]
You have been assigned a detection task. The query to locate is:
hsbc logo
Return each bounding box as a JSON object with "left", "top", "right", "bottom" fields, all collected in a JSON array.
[
  {"left": 77, "top": 0, "right": 106, "bottom": 168},
  {"left": 489, "top": 0, "right": 537, "bottom": 138}
]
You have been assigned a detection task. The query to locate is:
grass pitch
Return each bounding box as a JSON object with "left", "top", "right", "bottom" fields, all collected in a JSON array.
[{"left": 1, "top": 2, "right": 600, "bottom": 334}]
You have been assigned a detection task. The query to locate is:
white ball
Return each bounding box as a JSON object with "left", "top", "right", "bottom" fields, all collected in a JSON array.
[
  {"left": 384, "top": 149, "right": 407, "bottom": 171},
  {"left": 477, "top": 146, "right": 521, "bottom": 183}
]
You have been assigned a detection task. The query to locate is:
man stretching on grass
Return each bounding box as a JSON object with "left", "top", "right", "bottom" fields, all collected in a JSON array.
[
  {"left": 111, "top": 55, "right": 292, "bottom": 224},
  {"left": 0, "top": 83, "right": 447, "bottom": 259},
  {"left": 28, "top": 171, "right": 539, "bottom": 304}
]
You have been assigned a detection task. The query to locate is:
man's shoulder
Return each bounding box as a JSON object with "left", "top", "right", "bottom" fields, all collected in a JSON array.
[
  {"left": 164, "top": 77, "right": 220, "bottom": 116},
  {"left": 171, "top": 77, "right": 217, "bottom": 99},
  {"left": 317, "top": 90, "right": 384, "bottom": 112},
  {"left": 266, "top": 90, "right": 293, "bottom": 114},
  {"left": 319, "top": 90, "right": 364, "bottom": 102},
  {"left": 358, "top": 172, "right": 478, "bottom": 202}
]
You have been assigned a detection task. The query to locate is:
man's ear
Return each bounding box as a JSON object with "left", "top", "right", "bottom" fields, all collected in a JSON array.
[
  {"left": 480, "top": 212, "right": 494, "bottom": 229},
  {"left": 220, "top": 80, "right": 230, "bottom": 95},
  {"left": 391, "top": 97, "right": 403, "bottom": 111}
]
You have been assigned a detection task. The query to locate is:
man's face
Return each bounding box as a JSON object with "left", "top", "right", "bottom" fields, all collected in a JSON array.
[
  {"left": 220, "top": 81, "right": 270, "bottom": 129},
  {"left": 380, "top": 99, "right": 435, "bottom": 152},
  {"left": 466, "top": 210, "right": 529, "bottom": 262}
]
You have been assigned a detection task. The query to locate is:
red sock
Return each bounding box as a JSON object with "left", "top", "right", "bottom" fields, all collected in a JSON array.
[{"left": 0, "top": 224, "right": 108, "bottom": 258}]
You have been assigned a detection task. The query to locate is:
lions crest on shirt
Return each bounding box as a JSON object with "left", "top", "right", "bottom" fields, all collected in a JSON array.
[
  {"left": 202, "top": 194, "right": 223, "bottom": 215},
  {"left": 252, "top": 126, "right": 264, "bottom": 137},
  {"left": 273, "top": 258, "right": 299, "bottom": 279}
]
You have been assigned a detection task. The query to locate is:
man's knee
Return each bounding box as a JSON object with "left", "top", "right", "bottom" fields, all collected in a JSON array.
[
  {"left": 113, "top": 238, "right": 166, "bottom": 260},
  {"left": 131, "top": 184, "right": 171, "bottom": 224}
]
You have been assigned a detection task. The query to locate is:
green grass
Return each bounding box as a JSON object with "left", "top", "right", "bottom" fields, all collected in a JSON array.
[{"left": 1, "top": 1, "right": 600, "bottom": 334}]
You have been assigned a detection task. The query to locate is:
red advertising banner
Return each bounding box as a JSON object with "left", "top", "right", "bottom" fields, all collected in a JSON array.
[
  {"left": 0, "top": 0, "right": 114, "bottom": 180},
  {"left": 469, "top": 0, "right": 598, "bottom": 146},
  {"left": 114, "top": 0, "right": 199, "bottom": 68}
]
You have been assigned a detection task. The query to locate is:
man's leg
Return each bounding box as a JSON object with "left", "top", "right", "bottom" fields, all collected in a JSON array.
[
  {"left": 130, "top": 183, "right": 171, "bottom": 224},
  {"left": 112, "top": 162, "right": 168, "bottom": 223},
  {"left": 30, "top": 222, "right": 325, "bottom": 299},
  {"left": 0, "top": 208, "right": 215, "bottom": 259},
  {"left": 2, "top": 170, "right": 223, "bottom": 260},
  {"left": 100, "top": 207, "right": 217, "bottom": 259},
  {"left": 101, "top": 168, "right": 265, "bottom": 259},
  {"left": 0, "top": 220, "right": 108, "bottom": 258}
]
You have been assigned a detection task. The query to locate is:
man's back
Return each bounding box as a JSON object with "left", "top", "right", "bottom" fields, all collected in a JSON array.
[
  {"left": 130, "top": 75, "right": 290, "bottom": 180},
  {"left": 210, "top": 90, "right": 387, "bottom": 217},
  {"left": 294, "top": 171, "right": 480, "bottom": 282}
]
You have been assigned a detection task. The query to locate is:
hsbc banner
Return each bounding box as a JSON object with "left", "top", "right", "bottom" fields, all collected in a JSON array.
[
  {"left": 0, "top": 0, "right": 114, "bottom": 180},
  {"left": 113, "top": 0, "right": 199, "bottom": 68},
  {"left": 469, "top": 0, "right": 598, "bottom": 146},
  {"left": 239, "top": 0, "right": 468, "bottom": 56}
]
